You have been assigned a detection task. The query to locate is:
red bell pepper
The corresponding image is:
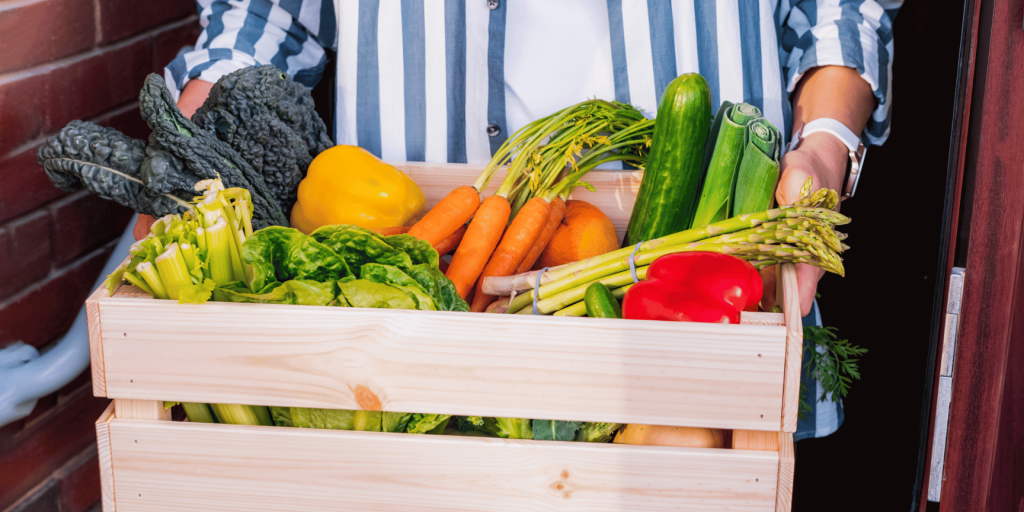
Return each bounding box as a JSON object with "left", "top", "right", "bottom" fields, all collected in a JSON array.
[{"left": 622, "top": 252, "right": 763, "bottom": 324}]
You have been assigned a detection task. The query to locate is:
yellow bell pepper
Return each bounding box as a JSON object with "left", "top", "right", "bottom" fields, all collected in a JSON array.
[{"left": 290, "top": 145, "right": 426, "bottom": 233}]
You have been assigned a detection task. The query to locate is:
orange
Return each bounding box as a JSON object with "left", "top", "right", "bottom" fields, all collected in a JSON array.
[{"left": 538, "top": 200, "right": 619, "bottom": 268}]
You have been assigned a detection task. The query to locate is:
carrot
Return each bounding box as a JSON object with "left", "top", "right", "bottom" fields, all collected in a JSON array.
[
  {"left": 445, "top": 195, "right": 511, "bottom": 299},
  {"left": 373, "top": 226, "right": 411, "bottom": 236},
  {"left": 432, "top": 224, "right": 467, "bottom": 255},
  {"left": 470, "top": 197, "right": 551, "bottom": 312},
  {"left": 515, "top": 196, "right": 566, "bottom": 274},
  {"left": 408, "top": 185, "right": 480, "bottom": 247}
]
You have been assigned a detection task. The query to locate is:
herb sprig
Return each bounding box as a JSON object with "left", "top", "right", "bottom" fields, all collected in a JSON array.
[{"left": 798, "top": 326, "right": 867, "bottom": 419}]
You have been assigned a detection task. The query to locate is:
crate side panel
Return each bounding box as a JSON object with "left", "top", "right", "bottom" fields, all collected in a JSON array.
[
  {"left": 98, "top": 298, "right": 787, "bottom": 430},
  {"left": 94, "top": 404, "right": 115, "bottom": 512},
  {"left": 108, "top": 420, "right": 779, "bottom": 512}
]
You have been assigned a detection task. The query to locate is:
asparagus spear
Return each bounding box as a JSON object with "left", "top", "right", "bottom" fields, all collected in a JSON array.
[{"left": 482, "top": 206, "right": 850, "bottom": 296}]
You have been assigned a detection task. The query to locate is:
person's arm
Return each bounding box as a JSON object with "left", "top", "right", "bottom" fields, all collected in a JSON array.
[
  {"left": 761, "top": 1, "right": 900, "bottom": 315},
  {"left": 136, "top": 0, "right": 335, "bottom": 240}
]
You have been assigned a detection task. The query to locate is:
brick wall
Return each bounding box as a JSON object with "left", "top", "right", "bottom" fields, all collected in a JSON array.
[{"left": 0, "top": 1, "right": 200, "bottom": 510}]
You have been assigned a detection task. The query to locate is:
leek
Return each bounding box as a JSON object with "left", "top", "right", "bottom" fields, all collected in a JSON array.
[
  {"left": 692, "top": 102, "right": 760, "bottom": 228},
  {"left": 733, "top": 118, "right": 781, "bottom": 216}
]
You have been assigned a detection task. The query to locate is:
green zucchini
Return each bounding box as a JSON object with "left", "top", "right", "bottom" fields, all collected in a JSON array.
[
  {"left": 584, "top": 283, "right": 622, "bottom": 319},
  {"left": 624, "top": 73, "right": 712, "bottom": 246}
]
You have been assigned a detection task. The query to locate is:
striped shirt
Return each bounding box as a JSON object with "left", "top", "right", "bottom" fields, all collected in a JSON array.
[{"left": 164, "top": 0, "right": 899, "bottom": 439}]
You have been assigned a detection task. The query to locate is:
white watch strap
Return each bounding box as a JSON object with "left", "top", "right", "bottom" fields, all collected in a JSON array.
[{"left": 791, "top": 118, "right": 860, "bottom": 152}]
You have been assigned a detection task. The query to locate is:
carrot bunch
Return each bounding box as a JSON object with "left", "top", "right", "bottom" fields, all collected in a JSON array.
[{"left": 405, "top": 100, "right": 655, "bottom": 312}]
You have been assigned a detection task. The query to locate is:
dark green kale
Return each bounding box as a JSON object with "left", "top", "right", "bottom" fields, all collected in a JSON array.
[
  {"left": 36, "top": 120, "right": 191, "bottom": 218},
  {"left": 139, "top": 73, "right": 289, "bottom": 229},
  {"left": 192, "top": 65, "right": 334, "bottom": 215}
]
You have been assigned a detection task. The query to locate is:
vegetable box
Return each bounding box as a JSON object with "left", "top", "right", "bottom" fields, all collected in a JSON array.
[{"left": 87, "top": 163, "right": 803, "bottom": 512}]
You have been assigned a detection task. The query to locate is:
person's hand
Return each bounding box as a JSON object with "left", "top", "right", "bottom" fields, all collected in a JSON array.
[{"left": 760, "top": 131, "right": 848, "bottom": 317}]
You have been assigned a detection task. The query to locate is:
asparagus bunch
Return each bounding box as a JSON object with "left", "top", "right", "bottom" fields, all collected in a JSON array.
[{"left": 482, "top": 196, "right": 849, "bottom": 316}]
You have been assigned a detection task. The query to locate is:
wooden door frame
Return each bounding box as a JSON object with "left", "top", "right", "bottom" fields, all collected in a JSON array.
[{"left": 924, "top": 0, "right": 1024, "bottom": 509}]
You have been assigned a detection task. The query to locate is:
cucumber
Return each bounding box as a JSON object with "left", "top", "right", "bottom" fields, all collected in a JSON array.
[
  {"left": 624, "top": 73, "right": 712, "bottom": 246},
  {"left": 584, "top": 283, "right": 622, "bottom": 319}
]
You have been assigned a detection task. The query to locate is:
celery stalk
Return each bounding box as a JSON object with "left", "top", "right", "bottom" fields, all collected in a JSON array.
[
  {"left": 209, "top": 404, "right": 273, "bottom": 426},
  {"left": 205, "top": 218, "right": 233, "bottom": 286},
  {"left": 135, "top": 262, "right": 169, "bottom": 299},
  {"left": 195, "top": 227, "right": 208, "bottom": 251},
  {"left": 123, "top": 271, "right": 155, "bottom": 296},
  {"left": 179, "top": 243, "right": 197, "bottom": 272},
  {"left": 154, "top": 243, "right": 190, "bottom": 301},
  {"left": 182, "top": 403, "right": 217, "bottom": 423}
]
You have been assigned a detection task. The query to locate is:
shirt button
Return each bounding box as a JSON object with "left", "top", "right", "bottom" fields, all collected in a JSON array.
[
  {"left": 487, "top": 0, "right": 499, "bottom": 10},
  {"left": 487, "top": 124, "right": 500, "bottom": 137}
]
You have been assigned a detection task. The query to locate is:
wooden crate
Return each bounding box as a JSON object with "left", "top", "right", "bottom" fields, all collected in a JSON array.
[{"left": 88, "top": 163, "right": 803, "bottom": 511}]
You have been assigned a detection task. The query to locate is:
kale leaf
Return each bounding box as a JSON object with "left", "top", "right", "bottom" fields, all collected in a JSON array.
[
  {"left": 36, "top": 120, "right": 191, "bottom": 218},
  {"left": 139, "top": 73, "right": 289, "bottom": 229},
  {"left": 192, "top": 65, "right": 334, "bottom": 216}
]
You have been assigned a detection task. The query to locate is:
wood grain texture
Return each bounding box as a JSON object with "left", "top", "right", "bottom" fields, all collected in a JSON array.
[
  {"left": 731, "top": 430, "right": 780, "bottom": 452},
  {"left": 86, "top": 284, "right": 109, "bottom": 397},
  {"left": 739, "top": 312, "right": 786, "bottom": 327},
  {"left": 98, "top": 297, "right": 787, "bottom": 430},
  {"left": 395, "top": 163, "right": 641, "bottom": 239},
  {"left": 115, "top": 399, "right": 171, "bottom": 421},
  {"left": 940, "top": 0, "right": 1024, "bottom": 509},
  {"left": 95, "top": 403, "right": 116, "bottom": 512},
  {"left": 775, "top": 432, "right": 794, "bottom": 512},
  {"left": 778, "top": 264, "right": 802, "bottom": 433},
  {"left": 107, "top": 419, "right": 780, "bottom": 512}
]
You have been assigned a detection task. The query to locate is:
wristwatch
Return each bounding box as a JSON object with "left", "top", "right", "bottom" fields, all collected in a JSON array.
[{"left": 786, "top": 118, "right": 867, "bottom": 200}]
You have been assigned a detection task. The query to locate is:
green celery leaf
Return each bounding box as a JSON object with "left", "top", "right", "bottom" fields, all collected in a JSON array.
[
  {"left": 532, "top": 420, "right": 582, "bottom": 441},
  {"left": 383, "top": 234, "right": 439, "bottom": 270},
  {"left": 178, "top": 278, "right": 217, "bottom": 304},
  {"left": 310, "top": 225, "right": 413, "bottom": 272},
  {"left": 337, "top": 279, "right": 417, "bottom": 310},
  {"left": 242, "top": 226, "right": 351, "bottom": 293}
]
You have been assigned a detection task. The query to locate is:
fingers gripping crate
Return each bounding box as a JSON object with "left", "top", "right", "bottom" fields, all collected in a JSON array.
[{"left": 88, "top": 163, "right": 803, "bottom": 512}]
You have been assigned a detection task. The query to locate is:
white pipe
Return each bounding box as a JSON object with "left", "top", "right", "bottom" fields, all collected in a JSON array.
[{"left": 0, "top": 214, "right": 138, "bottom": 427}]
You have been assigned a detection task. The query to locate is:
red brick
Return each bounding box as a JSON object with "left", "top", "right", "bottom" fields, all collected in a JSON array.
[
  {"left": 0, "top": 0, "right": 95, "bottom": 75},
  {"left": 6, "top": 479, "right": 59, "bottom": 512},
  {"left": 0, "top": 384, "right": 109, "bottom": 511},
  {"left": 43, "top": 40, "right": 154, "bottom": 134},
  {"left": 56, "top": 370, "right": 94, "bottom": 404},
  {"left": 49, "top": 191, "right": 133, "bottom": 266},
  {"left": 0, "top": 241, "right": 115, "bottom": 349},
  {"left": 93, "top": 104, "right": 149, "bottom": 141},
  {"left": 21, "top": 393, "right": 58, "bottom": 430},
  {"left": 153, "top": 18, "right": 202, "bottom": 70},
  {"left": 0, "top": 73, "right": 46, "bottom": 155},
  {"left": 55, "top": 447, "right": 101, "bottom": 512},
  {"left": 98, "top": 0, "right": 195, "bottom": 45},
  {"left": 0, "top": 211, "right": 52, "bottom": 301},
  {"left": 0, "top": 146, "right": 69, "bottom": 224}
]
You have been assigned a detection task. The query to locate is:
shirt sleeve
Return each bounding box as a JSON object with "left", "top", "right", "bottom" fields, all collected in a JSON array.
[
  {"left": 781, "top": 1, "right": 901, "bottom": 146},
  {"left": 163, "top": 0, "right": 337, "bottom": 101}
]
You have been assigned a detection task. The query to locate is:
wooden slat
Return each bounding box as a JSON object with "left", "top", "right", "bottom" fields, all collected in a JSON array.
[
  {"left": 740, "top": 312, "right": 786, "bottom": 327},
  {"left": 778, "top": 264, "right": 802, "bottom": 432},
  {"left": 775, "top": 432, "right": 794, "bottom": 512},
  {"left": 395, "top": 163, "right": 641, "bottom": 239},
  {"left": 115, "top": 400, "right": 171, "bottom": 421},
  {"left": 108, "top": 419, "right": 780, "bottom": 512},
  {"left": 98, "top": 298, "right": 787, "bottom": 430},
  {"left": 95, "top": 403, "right": 116, "bottom": 512},
  {"left": 86, "top": 285, "right": 109, "bottom": 397},
  {"left": 731, "top": 430, "right": 780, "bottom": 452}
]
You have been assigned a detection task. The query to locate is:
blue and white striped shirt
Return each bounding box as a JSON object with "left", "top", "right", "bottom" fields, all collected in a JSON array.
[{"left": 164, "top": 0, "right": 899, "bottom": 439}]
